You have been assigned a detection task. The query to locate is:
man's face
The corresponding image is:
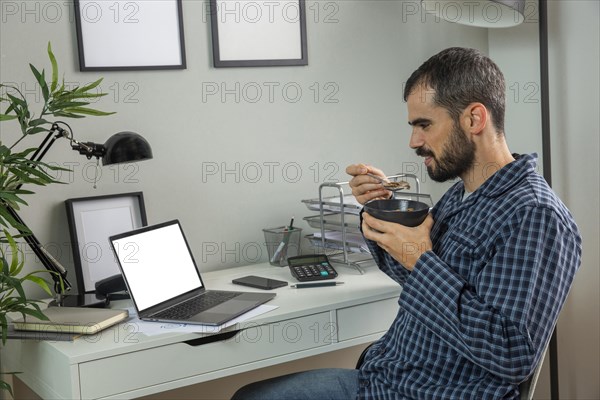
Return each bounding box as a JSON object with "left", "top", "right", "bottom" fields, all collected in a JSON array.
[{"left": 406, "top": 85, "right": 476, "bottom": 182}]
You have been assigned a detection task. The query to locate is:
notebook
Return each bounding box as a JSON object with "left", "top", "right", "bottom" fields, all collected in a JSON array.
[
  {"left": 110, "top": 220, "right": 275, "bottom": 326},
  {"left": 12, "top": 307, "right": 129, "bottom": 335}
]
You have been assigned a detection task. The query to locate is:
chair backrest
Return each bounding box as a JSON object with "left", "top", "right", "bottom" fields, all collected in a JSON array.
[{"left": 519, "top": 345, "right": 548, "bottom": 400}]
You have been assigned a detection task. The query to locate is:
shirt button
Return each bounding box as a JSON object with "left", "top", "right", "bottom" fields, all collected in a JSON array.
[{"left": 360, "top": 379, "right": 370, "bottom": 388}]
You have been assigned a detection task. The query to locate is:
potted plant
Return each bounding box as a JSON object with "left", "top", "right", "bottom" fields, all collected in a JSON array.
[{"left": 0, "top": 42, "right": 114, "bottom": 396}]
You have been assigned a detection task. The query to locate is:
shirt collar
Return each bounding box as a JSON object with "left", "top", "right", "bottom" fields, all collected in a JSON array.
[
  {"left": 473, "top": 153, "right": 538, "bottom": 199},
  {"left": 431, "top": 153, "right": 539, "bottom": 222}
]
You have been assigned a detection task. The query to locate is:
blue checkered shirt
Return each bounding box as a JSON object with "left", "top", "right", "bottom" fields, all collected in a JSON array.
[{"left": 358, "top": 154, "right": 582, "bottom": 399}]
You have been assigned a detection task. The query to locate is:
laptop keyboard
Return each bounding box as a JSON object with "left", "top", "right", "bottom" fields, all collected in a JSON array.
[{"left": 152, "top": 291, "right": 241, "bottom": 320}]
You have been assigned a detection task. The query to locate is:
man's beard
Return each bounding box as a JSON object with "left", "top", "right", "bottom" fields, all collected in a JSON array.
[{"left": 416, "top": 123, "right": 476, "bottom": 183}]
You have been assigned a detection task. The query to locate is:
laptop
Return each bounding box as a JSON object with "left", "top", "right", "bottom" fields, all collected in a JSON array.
[{"left": 109, "top": 220, "right": 276, "bottom": 326}]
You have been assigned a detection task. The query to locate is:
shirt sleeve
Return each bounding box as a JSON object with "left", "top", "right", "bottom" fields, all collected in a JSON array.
[
  {"left": 399, "top": 206, "right": 581, "bottom": 383},
  {"left": 360, "top": 210, "right": 412, "bottom": 285}
]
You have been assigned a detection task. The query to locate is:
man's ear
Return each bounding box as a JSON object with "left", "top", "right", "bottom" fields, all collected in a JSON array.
[{"left": 461, "top": 103, "right": 487, "bottom": 135}]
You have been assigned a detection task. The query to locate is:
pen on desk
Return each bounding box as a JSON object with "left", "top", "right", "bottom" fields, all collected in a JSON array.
[
  {"left": 290, "top": 282, "right": 345, "bottom": 289},
  {"left": 270, "top": 217, "right": 295, "bottom": 263}
]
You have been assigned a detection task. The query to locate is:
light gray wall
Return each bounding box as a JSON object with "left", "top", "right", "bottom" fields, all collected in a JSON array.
[
  {"left": 546, "top": 1, "right": 600, "bottom": 398},
  {"left": 0, "top": 0, "right": 485, "bottom": 278},
  {"left": 490, "top": 1, "right": 600, "bottom": 398}
]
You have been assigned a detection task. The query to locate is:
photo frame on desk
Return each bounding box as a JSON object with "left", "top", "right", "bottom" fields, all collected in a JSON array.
[
  {"left": 65, "top": 192, "right": 147, "bottom": 294},
  {"left": 74, "top": 0, "right": 186, "bottom": 71},
  {"left": 210, "top": 0, "right": 308, "bottom": 67}
]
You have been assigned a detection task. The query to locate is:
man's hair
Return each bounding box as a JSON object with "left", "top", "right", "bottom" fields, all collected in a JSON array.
[{"left": 403, "top": 47, "right": 506, "bottom": 134}]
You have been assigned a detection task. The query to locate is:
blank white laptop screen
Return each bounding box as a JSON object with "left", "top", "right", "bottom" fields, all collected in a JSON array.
[{"left": 112, "top": 223, "right": 203, "bottom": 311}]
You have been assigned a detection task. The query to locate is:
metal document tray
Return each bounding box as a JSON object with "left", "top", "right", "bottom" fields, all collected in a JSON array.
[{"left": 303, "top": 213, "right": 361, "bottom": 232}]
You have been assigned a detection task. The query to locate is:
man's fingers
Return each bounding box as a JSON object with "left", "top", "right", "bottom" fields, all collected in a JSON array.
[
  {"left": 345, "top": 164, "right": 368, "bottom": 177},
  {"left": 363, "top": 212, "right": 391, "bottom": 233}
]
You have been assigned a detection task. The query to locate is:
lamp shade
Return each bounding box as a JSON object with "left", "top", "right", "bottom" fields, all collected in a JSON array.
[
  {"left": 102, "top": 131, "right": 153, "bottom": 165},
  {"left": 420, "top": 0, "right": 525, "bottom": 28}
]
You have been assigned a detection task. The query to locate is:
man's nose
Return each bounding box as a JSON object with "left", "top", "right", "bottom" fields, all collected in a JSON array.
[{"left": 409, "top": 129, "right": 424, "bottom": 149}]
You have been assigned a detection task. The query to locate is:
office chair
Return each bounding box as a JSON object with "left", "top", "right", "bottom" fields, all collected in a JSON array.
[{"left": 355, "top": 344, "right": 548, "bottom": 400}]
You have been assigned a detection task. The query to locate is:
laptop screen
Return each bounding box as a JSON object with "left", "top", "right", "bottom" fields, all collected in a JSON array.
[{"left": 111, "top": 221, "right": 203, "bottom": 312}]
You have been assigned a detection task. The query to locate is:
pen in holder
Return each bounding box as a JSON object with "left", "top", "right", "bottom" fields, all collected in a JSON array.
[{"left": 263, "top": 225, "right": 302, "bottom": 267}]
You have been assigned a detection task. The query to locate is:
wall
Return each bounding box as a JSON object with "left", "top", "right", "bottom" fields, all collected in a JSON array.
[
  {"left": 490, "top": 1, "right": 600, "bottom": 399},
  {"left": 0, "top": 0, "right": 485, "bottom": 280},
  {"left": 546, "top": 1, "right": 600, "bottom": 398}
]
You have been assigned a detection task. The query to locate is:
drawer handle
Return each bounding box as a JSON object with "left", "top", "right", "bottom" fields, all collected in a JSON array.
[{"left": 183, "top": 330, "right": 239, "bottom": 346}]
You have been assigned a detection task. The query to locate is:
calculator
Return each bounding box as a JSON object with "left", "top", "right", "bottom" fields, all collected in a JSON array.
[{"left": 287, "top": 254, "right": 338, "bottom": 282}]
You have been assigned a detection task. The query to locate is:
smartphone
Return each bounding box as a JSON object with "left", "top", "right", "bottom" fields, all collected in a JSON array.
[{"left": 232, "top": 275, "right": 288, "bottom": 290}]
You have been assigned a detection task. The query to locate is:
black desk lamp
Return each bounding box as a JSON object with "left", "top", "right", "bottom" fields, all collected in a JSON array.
[
  {"left": 8, "top": 121, "right": 152, "bottom": 307},
  {"left": 418, "top": 0, "right": 558, "bottom": 398}
]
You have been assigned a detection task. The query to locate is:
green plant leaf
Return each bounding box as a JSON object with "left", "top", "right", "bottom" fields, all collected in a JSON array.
[
  {"left": 29, "top": 64, "right": 49, "bottom": 103},
  {"left": 25, "top": 126, "right": 49, "bottom": 136},
  {"left": 2, "top": 102, "right": 16, "bottom": 115},
  {"left": 24, "top": 274, "right": 52, "bottom": 296},
  {"left": 5, "top": 232, "right": 23, "bottom": 274},
  {"left": 6, "top": 93, "right": 26, "bottom": 109},
  {"left": 75, "top": 77, "right": 104, "bottom": 93},
  {"left": 51, "top": 111, "right": 85, "bottom": 119},
  {"left": 48, "top": 100, "right": 90, "bottom": 109},
  {"left": 63, "top": 107, "right": 116, "bottom": 117},
  {"left": 0, "top": 314, "right": 9, "bottom": 348},
  {"left": 0, "top": 114, "right": 18, "bottom": 121},
  {"left": 28, "top": 118, "right": 49, "bottom": 127},
  {"left": 15, "top": 303, "right": 48, "bottom": 320},
  {"left": 0, "top": 192, "right": 28, "bottom": 206},
  {"left": 6, "top": 167, "right": 52, "bottom": 185},
  {"left": 62, "top": 91, "right": 107, "bottom": 100},
  {"left": 48, "top": 42, "right": 59, "bottom": 93},
  {"left": 14, "top": 189, "right": 35, "bottom": 196},
  {"left": 0, "top": 207, "right": 31, "bottom": 233}
]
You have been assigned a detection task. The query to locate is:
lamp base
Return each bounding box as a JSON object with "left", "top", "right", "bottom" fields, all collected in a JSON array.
[{"left": 49, "top": 293, "right": 109, "bottom": 308}]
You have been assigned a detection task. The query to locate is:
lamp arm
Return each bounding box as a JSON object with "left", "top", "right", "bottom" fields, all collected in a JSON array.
[
  {"left": 30, "top": 122, "right": 106, "bottom": 165},
  {"left": 8, "top": 122, "right": 77, "bottom": 296},
  {"left": 5, "top": 205, "right": 72, "bottom": 294}
]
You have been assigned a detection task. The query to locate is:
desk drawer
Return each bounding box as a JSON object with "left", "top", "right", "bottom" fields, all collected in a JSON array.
[
  {"left": 79, "top": 312, "right": 330, "bottom": 399},
  {"left": 336, "top": 298, "right": 398, "bottom": 341}
]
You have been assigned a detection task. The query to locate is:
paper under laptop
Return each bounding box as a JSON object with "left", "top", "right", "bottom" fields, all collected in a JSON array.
[{"left": 110, "top": 220, "right": 275, "bottom": 326}]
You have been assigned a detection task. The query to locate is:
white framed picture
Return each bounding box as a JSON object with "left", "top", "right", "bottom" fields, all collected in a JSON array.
[
  {"left": 65, "top": 192, "right": 147, "bottom": 293},
  {"left": 74, "top": 0, "right": 186, "bottom": 70},
  {"left": 210, "top": 0, "right": 308, "bottom": 67}
]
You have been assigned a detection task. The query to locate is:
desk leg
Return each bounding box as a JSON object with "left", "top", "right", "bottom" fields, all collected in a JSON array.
[{"left": 12, "top": 376, "right": 42, "bottom": 400}]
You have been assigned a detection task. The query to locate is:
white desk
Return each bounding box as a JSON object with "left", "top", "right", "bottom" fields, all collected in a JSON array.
[{"left": 3, "top": 263, "right": 401, "bottom": 399}]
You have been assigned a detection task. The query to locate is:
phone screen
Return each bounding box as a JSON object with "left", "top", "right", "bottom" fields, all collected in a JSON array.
[{"left": 232, "top": 275, "right": 288, "bottom": 290}]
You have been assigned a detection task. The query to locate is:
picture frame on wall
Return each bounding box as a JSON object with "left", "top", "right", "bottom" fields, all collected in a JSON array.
[
  {"left": 210, "top": 0, "right": 308, "bottom": 67},
  {"left": 65, "top": 192, "right": 147, "bottom": 294},
  {"left": 74, "top": 0, "right": 186, "bottom": 71}
]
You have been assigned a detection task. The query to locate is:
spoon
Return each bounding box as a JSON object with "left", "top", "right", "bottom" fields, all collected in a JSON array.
[{"left": 366, "top": 173, "right": 410, "bottom": 191}]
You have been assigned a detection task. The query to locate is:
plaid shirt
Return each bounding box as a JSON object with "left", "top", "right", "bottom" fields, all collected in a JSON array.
[{"left": 358, "top": 154, "right": 582, "bottom": 399}]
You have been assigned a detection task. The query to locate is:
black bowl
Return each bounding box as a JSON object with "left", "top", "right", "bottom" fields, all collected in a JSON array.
[{"left": 364, "top": 199, "right": 430, "bottom": 227}]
